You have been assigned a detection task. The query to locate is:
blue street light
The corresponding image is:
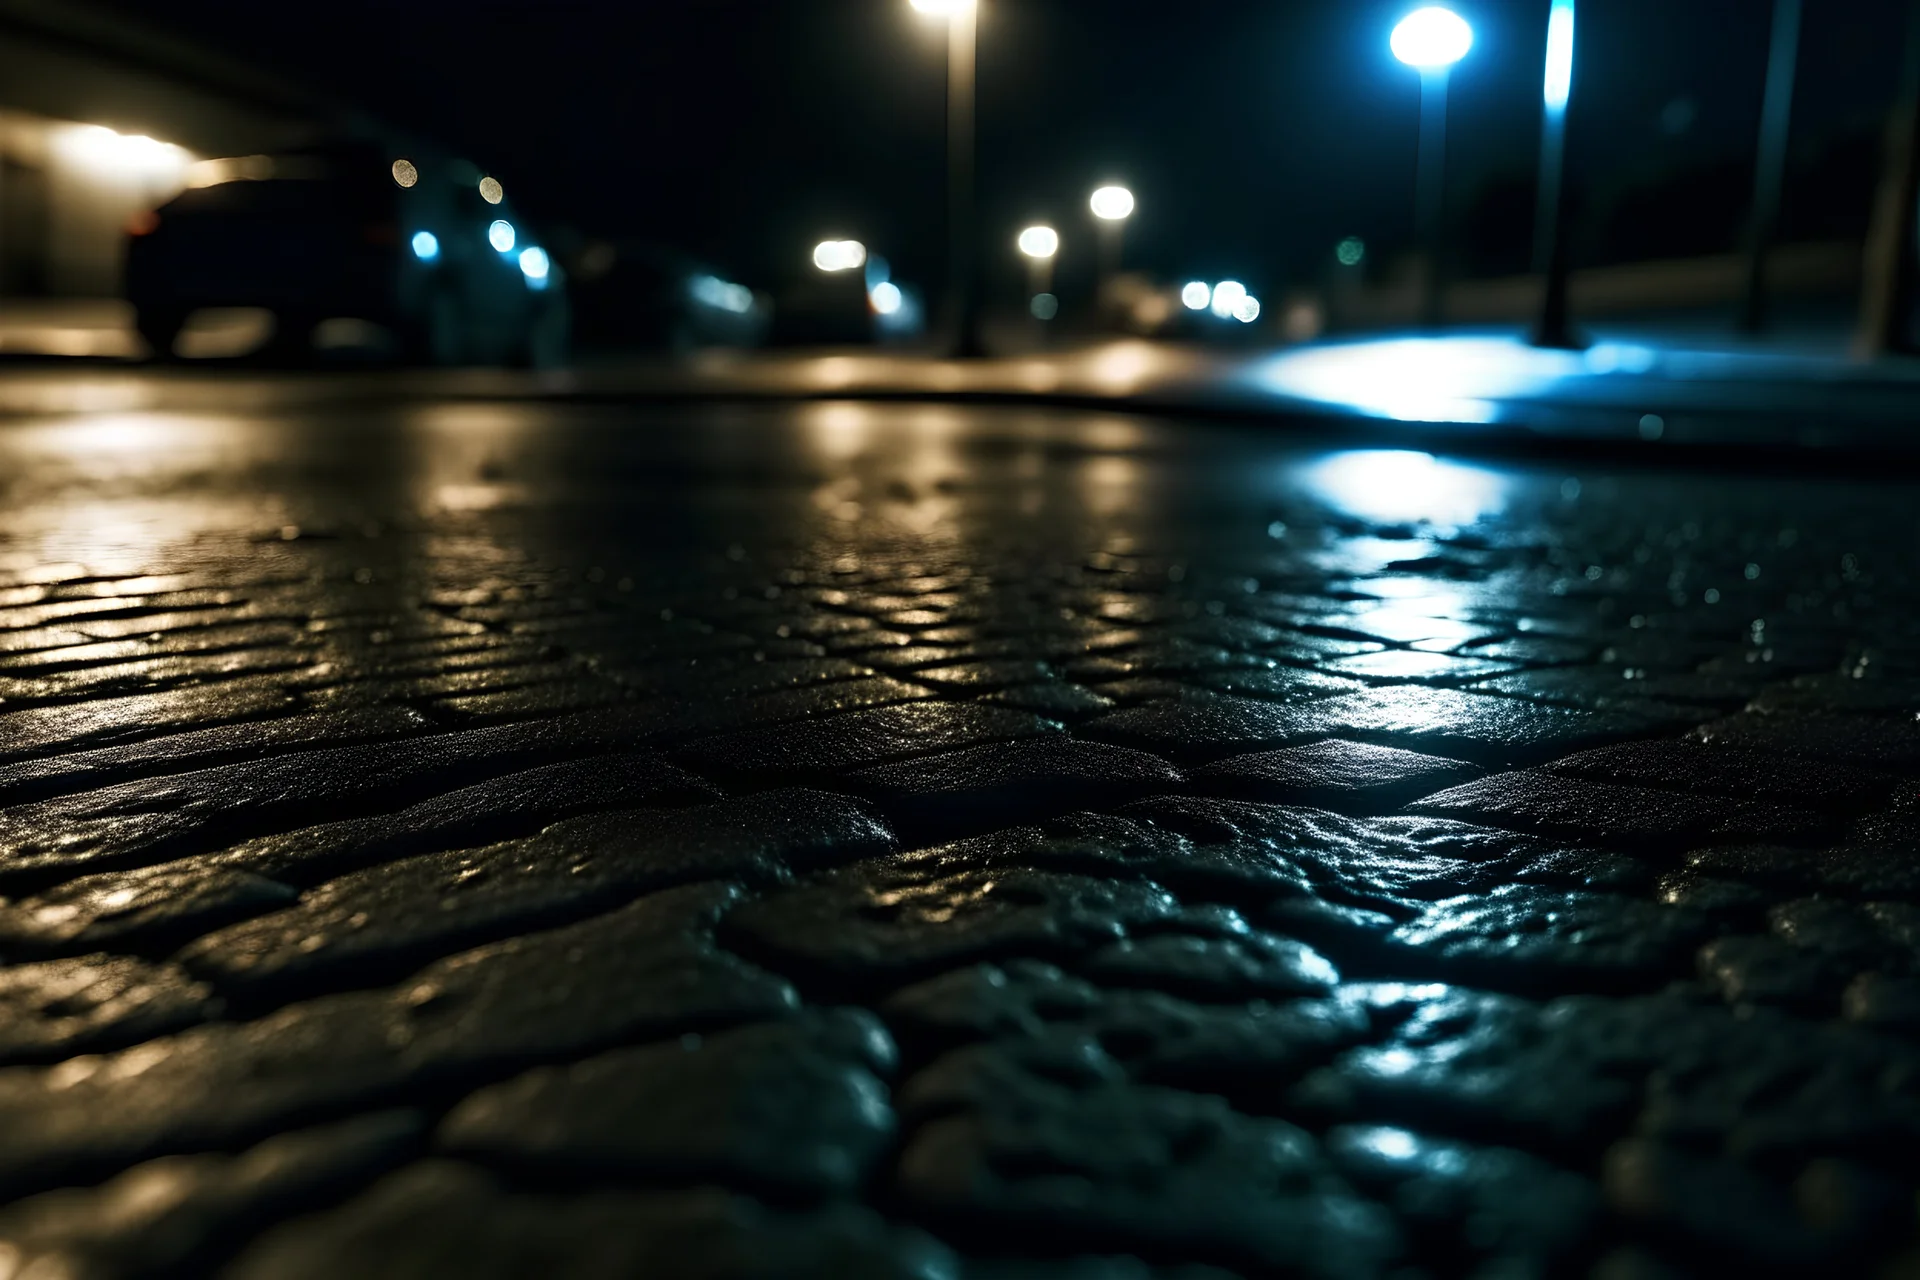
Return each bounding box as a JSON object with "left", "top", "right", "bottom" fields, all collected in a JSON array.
[
  {"left": 1542, "top": 0, "right": 1575, "bottom": 111},
  {"left": 1390, "top": 7, "right": 1472, "bottom": 328},
  {"left": 1390, "top": 7, "right": 1473, "bottom": 69}
]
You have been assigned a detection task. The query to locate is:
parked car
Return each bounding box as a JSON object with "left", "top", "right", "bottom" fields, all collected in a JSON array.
[
  {"left": 564, "top": 241, "right": 767, "bottom": 354},
  {"left": 125, "top": 138, "right": 568, "bottom": 365}
]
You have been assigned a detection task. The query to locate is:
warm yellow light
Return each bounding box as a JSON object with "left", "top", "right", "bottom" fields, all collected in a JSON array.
[
  {"left": 58, "top": 125, "right": 191, "bottom": 181},
  {"left": 1017, "top": 225, "right": 1059, "bottom": 259},
  {"left": 478, "top": 176, "right": 503, "bottom": 204},
  {"left": 910, "top": 0, "right": 976, "bottom": 15},
  {"left": 392, "top": 158, "right": 419, "bottom": 188}
]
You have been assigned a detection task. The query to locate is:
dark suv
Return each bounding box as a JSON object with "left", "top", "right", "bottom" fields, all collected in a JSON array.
[{"left": 125, "top": 139, "right": 568, "bottom": 366}]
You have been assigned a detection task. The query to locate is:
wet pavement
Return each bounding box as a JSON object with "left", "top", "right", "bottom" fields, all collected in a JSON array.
[{"left": 2, "top": 377, "right": 1920, "bottom": 1277}]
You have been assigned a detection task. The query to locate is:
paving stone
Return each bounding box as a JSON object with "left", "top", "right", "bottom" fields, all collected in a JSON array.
[
  {"left": 0, "top": 883, "right": 794, "bottom": 1196},
  {"left": 1321, "top": 648, "right": 1522, "bottom": 683},
  {"left": 0, "top": 679, "right": 301, "bottom": 761},
  {"left": 1190, "top": 739, "right": 1480, "bottom": 809},
  {"left": 12, "top": 395, "right": 1920, "bottom": 1272},
  {"left": 983, "top": 680, "right": 1117, "bottom": 717},
  {"left": 225, "top": 1161, "right": 958, "bottom": 1280},
  {"left": 847, "top": 738, "right": 1182, "bottom": 838},
  {"left": 894, "top": 1054, "right": 1399, "bottom": 1277},
  {"left": 728, "top": 844, "right": 1182, "bottom": 988},
  {"left": 1407, "top": 770, "right": 1836, "bottom": 848},
  {"left": 211, "top": 752, "right": 715, "bottom": 886},
  {"left": 1681, "top": 843, "right": 1920, "bottom": 900},
  {"left": 1078, "top": 928, "right": 1341, "bottom": 1003},
  {"left": 1290, "top": 687, "right": 1708, "bottom": 766},
  {"left": 0, "top": 705, "right": 427, "bottom": 806},
  {"left": 1602, "top": 1139, "right": 1871, "bottom": 1271},
  {"left": 0, "top": 1111, "right": 423, "bottom": 1280},
  {"left": 182, "top": 789, "right": 892, "bottom": 998},
  {"left": 1386, "top": 884, "right": 1718, "bottom": 993},
  {"left": 1692, "top": 712, "right": 1920, "bottom": 773},
  {"left": 1541, "top": 739, "right": 1901, "bottom": 814},
  {"left": 1066, "top": 797, "right": 1647, "bottom": 915},
  {"left": 883, "top": 961, "right": 1370, "bottom": 1097},
  {"left": 1746, "top": 673, "right": 1920, "bottom": 717},
  {"left": 0, "top": 712, "right": 712, "bottom": 884},
  {"left": 440, "top": 1009, "right": 896, "bottom": 1197},
  {"left": 0, "top": 862, "right": 297, "bottom": 952},
  {"left": 1470, "top": 665, "right": 1762, "bottom": 710},
  {"left": 1324, "top": 1125, "right": 1601, "bottom": 1273},
  {"left": 1302, "top": 987, "right": 1920, "bottom": 1165},
  {"left": 1083, "top": 690, "right": 1354, "bottom": 761},
  {"left": 675, "top": 703, "right": 1057, "bottom": 782},
  {"left": 0, "top": 954, "right": 220, "bottom": 1064}
]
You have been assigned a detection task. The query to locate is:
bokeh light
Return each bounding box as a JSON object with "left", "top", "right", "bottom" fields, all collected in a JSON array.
[
  {"left": 1017, "top": 225, "right": 1059, "bottom": 259},
  {"left": 1336, "top": 237, "right": 1366, "bottom": 266},
  {"left": 870, "top": 281, "right": 904, "bottom": 315},
  {"left": 1089, "top": 186, "right": 1135, "bottom": 221},
  {"left": 1181, "top": 282, "right": 1211, "bottom": 311},
  {"left": 1234, "top": 295, "right": 1262, "bottom": 324},
  {"left": 518, "top": 246, "right": 550, "bottom": 281},
  {"left": 410, "top": 230, "right": 439, "bottom": 261},
  {"left": 1543, "top": 0, "right": 1575, "bottom": 110},
  {"left": 1390, "top": 7, "right": 1474, "bottom": 68},
  {"left": 487, "top": 220, "right": 516, "bottom": 252},
  {"left": 391, "top": 159, "right": 419, "bottom": 188},
  {"left": 478, "top": 176, "right": 504, "bottom": 204},
  {"left": 1031, "top": 293, "right": 1060, "bottom": 320},
  {"left": 1210, "top": 280, "right": 1248, "bottom": 319},
  {"left": 813, "top": 239, "right": 868, "bottom": 272}
]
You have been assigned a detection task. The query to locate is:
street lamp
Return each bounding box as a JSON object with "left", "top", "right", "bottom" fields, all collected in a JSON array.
[
  {"left": 1390, "top": 6, "right": 1472, "bottom": 328},
  {"left": 812, "top": 239, "right": 868, "bottom": 272},
  {"left": 912, "top": 0, "right": 984, "bottom": 356},
  {"left": 1017, "top": 224, "right": 1059, "bottom": 324},
  {"left": 1089, "top": 184, "right": 1134, "bottom": 322},
  {"left": 1530, "top": 0, "right": 1582, "bottom": 348}
]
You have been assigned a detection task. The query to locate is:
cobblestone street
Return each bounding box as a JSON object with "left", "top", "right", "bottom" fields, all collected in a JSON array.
[{"left": 2, "top": 385, "right": 1919, "bottom": 1277}]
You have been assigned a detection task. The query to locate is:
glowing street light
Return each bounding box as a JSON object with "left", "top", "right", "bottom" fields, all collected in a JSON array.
[
  {"left": 1089, "top": 185, "right": 1135, "bottom": 221},
  {"left": 1016, "top": 225, "right": 1058, "bottom": 259},
  {"left": 1390, "top": 6, "right": 1472, "bottom": 329},
  {"left": 812, "top": 239, "right": 868, "bottom": 272},
  {"left": 912, "top": 0, "right": 984, "bottom": 355},
  {"left": 1016, "top": 225, "right": 1059, "bottom": 324},
  {"left": 1390, "top": 7, "right": 1473, "bottom": 68}
]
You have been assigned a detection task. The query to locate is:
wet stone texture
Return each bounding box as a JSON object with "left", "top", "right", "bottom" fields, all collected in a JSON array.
[{"left": 1, "top": 394, "right": 1919, "bottom": 1276}]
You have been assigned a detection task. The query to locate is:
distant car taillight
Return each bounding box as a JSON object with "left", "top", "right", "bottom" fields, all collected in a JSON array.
[
  {"left": 126, "top": 210, "right": 160, "bottom": 237},
  {"left": 363, "top": 223, "right": 399, "bottom": 246}
]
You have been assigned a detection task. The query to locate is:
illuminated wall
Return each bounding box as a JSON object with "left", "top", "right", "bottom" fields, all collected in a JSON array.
[{"left": 0, "top": 5, "right": 319, "bottom": 300}]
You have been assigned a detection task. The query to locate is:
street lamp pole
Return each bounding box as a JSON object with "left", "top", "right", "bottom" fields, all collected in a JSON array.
[
  {"left": 1530, "top": 0, "right": 1582, "bottom": 349},
  {"left": 1390, "top": 8, "right": 1472, "bottom": 330},
  {"left": 1739, "top": 0, "right": 1803, "bottom": 335},
  {"left": 1415, "top": 68, "right": 1451, "bottom": 327},
  {"left": 913, "top": 0, "right": 984, "bottom": 357},
  {"left": 1089, "top": 184, "right": 1135, "bottom": 327}
]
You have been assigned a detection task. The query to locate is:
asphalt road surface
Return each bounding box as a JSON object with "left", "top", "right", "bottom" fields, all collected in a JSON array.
[{"left": 2, "top": 379, "right": 1919, "bottom": 1278}]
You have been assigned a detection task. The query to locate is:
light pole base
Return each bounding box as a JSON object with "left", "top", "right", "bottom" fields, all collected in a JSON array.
[{"left": 1528, "top": 321, "right": 1587, "bottom": 351}]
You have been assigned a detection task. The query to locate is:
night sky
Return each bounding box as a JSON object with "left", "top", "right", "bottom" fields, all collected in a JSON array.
[{"left": 115, "top": 0, "right": 1913, "bottom": 298}]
